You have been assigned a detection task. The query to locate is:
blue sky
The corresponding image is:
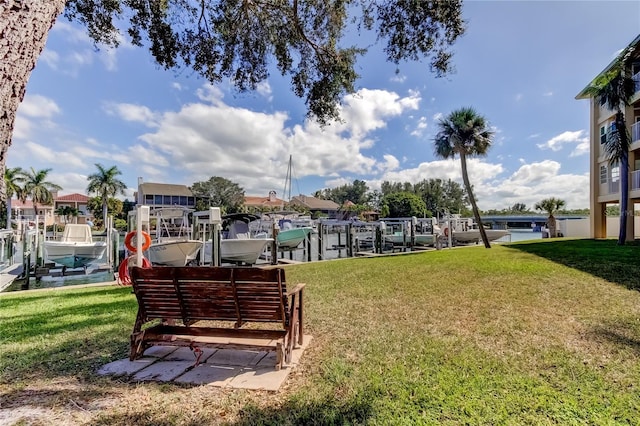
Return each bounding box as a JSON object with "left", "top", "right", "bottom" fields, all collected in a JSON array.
[{"left": 10, "top": 1, "right": 640, "bottom": 210}]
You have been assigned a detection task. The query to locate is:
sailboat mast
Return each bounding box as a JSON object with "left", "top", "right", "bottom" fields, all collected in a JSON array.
[{"left": 282, "top": 155, "right": 292, "bottom": 207}]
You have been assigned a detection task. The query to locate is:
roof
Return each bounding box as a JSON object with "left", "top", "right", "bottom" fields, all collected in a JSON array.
[
  {"left": 138, "top": 182, "right": 193, "bottom": 196},
  {"left": 244, "top": 195, "right": 285, "bottom": 208},
  {"left": 290, "top": 195, "right": 339, "bottom": 210},
  {"left": 56, "top": 193, "right": 90, "bottom": 202},
  {"left": 575, "top": 34, "right": 640, "bottom": 99}
]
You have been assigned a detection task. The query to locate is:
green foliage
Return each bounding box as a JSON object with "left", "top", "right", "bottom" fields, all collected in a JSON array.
[
  {"left": 54, "top": 205, "right": 79, "bottom": 224},
  {"left": 87, "top": 196, "right": 123, "bottom": 226},
  {"left": 22, "top": 167, "right": 63, "bottom": 211},
  {"left": 534, "top": 197, "right": 566, "bottom": 217},
  {"left": 315, "top": 179, "right": 369, "bottom": 205},
  {"left": 113, "top": 218, "right": 127, "bottom": 231},
  {"left": 62, "top": 1, "right": 464, "bottom": 125},
  {"left": 86, "top": 164, "right": 127, "bottom": 228},
  {"left": 190, "top": 176, "right": 245, "bottom": 213},
  {"left": 383, "top": 192, "right": 426, "bottom": 218}
]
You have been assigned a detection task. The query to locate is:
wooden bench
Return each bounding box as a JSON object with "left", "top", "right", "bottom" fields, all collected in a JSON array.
[{"left": 129, "top": 266, "right": 305, "bottom": 369}]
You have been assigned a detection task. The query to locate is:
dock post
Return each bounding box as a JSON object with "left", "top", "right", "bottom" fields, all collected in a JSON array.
[
  {"left": 317, "top": 223, "right": 323, "bottom": 261},
  {"left": 271, "top": 222, "right": 278, "bottom": 265}
]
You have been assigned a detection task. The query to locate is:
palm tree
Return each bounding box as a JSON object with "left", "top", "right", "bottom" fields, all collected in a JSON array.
[
  {"left": 4, "top": 167, "right": 26, "bottom": 228},
  {"left": 55, "top": 205, "right": 79, "bottom": 224},
  {"left": 434, "top": 107, "right": 494, "bottom": 248},
  {"left": 86, "top": 164, "right": 127, "bottom": 229},
  {"left": 22, "top": 167, "right": 62, "bottom": 220},
  {"left": 534, "top": 198, "right": 566, "bottom": 238},
  {"left": 583, "top": 46, "right": 636, "bottom": 245}
]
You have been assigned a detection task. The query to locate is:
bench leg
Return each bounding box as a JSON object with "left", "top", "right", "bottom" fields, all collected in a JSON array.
[
  {"left": 276, "top": 342, "right": 284, "bottom": 370},
  {"left": 129, "top": 331, "right": 146, "bottom": 360}
]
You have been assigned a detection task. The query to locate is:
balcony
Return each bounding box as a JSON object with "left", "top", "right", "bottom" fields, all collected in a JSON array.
[
  {"left": 632, "top": 170, "right": 640, "bottom": 191},
  {"left": 609, "top": 180, "right": 620, "bottom": 194},
  {"left": 633, "top": 121, "right": 640, "bottom": 144}
]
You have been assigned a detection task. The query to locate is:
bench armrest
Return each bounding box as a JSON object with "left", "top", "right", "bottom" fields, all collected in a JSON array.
[{"left": 287, "top": 283, "right": 306, "bottom": 297}]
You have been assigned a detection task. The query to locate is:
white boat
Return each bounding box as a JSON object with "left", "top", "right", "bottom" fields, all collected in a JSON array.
[
  {"left": 441, "top": 215, "right": 510, "bottom": 244},
  {"left": 141, "top": 207, "right": 202, "bottom": 266},
  {"left": 449, "top": 229, "right": 510, "bottom": 244},
  {"left": 197, "top": 213, "right": 273, "bottom": 265},
  {"left": 44, "top": 224, "right": 107, "bottom": 269}
]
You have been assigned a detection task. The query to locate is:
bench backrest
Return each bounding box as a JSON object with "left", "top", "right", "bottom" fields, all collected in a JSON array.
[{"left": 130, "top": 266, "right": 288, "bottom": 327}]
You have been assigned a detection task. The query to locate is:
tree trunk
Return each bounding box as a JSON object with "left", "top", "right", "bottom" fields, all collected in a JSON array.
[
  {"left": 547, "top": 214, "right": 556, "bottom": 238},
  {"left": 615, "top": 111, "right": 630, "bottom": 245},
  {"left": 5, "top": 198, "right": 11, "bottom": 228},
  {"left": 459, "top": 152, "right": 490, "bottom": 248},
  {"left": 0, "top": 0, "right": 65, "bottom": 204}
]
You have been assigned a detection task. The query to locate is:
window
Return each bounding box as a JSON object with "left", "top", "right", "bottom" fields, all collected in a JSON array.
[
  {"left": 600, "top": 125, "right": 607, "bottom": 144},
  {"left": 611, "top": 164, "right": 620, "bottom": 182},
  {"left": 600, "top": 165, "right": 607, "bottom": 184}
]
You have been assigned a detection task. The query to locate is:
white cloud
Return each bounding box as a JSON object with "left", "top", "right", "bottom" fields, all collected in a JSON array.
[
  {"left": 543, "top": 91, "right": 553, "bottom": 97},
  {"left": 103, "top": 102, "right": 159, "bottom": 127},
  {"left": 537, "top": 130, "right": 588, "bottom": 152},
  {"left": 256, "top": 81, "right": 272, "bottom": 100},
  {"left": 410, "top": 116, "right": 428, "bottom": 137},
  {"left": 17, "top": 94, "right": 60, "bottom": 118},
  {"left": 390, "top": 74, "right": 407, "bottom": 83}
]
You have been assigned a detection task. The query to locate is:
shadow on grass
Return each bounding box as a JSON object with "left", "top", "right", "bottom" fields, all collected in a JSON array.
[
  {"left": 90, "top": 391, "right": 375, "bottom": 426},
  {"left": 505, "top": 239, "right": 640, "bottom": 290}
]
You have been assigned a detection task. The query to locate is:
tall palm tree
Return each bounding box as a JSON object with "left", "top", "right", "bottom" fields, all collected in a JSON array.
[
  {"left": 4, "top": 167, "right": 26, "bottom": 228},
  {"left": 583, "top": 46, "right": 636, "bottom": 245},
  {"left": 534, "top": 197, "right": 565, "bottom": 238},
  {"left": 22, "top": 167, "right": 62, "bottom": 220},
  {"left": 434, "top": 107, "right": 494, "bottom": 248},
  {"left": 86, "top": 164, "right": 127, "bottom": 229}
]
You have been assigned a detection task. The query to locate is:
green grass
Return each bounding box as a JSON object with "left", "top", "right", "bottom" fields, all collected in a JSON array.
[{"left": 1, "top": 239, "right": 640, "bottom": 425}]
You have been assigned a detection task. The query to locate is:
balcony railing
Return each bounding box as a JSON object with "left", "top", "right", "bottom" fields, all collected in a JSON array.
[
  {"left": 633, "top": 121, "right": 640, "bottom": 144},
  {"left": 632, "top": 170, "right": 640, "bottom": 191},
  {"left": 609, "top": 180, "right": 620, "bottom": 194}
]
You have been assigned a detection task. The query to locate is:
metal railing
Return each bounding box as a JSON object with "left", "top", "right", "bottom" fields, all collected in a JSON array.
[
  {"left": 632, "top": 170, "right": 640, "bottom": 191},
  {"left": 609, "top": 180, "right": 620, "bottom": 194},
  {"left": 632, "top": 121, "right": 640, "bottom": 144}
]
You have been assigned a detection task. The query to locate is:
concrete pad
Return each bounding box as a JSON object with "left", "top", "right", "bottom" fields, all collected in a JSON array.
[
  {"left": 97, "top": 335, "right": 313, "bottom": 391},
  {"left": 174, "top": 363, "right": 238, "bottom": 386},
  {"left": 229, "top": 367, "right": 291, "bottom": 391},
  {"left": 133, "top": 361, "right": 193, "bottom": 382},
  {"left": 163, "top": 346, "right": 215, "bottom": 363},
  {"left": 97, "top": 357, "right": 155, "bottom": 376},
  {"left": 143, "top": 345, "right": 178, "bottom": 358},
  {"left": 206, "top": 348, "right": 267, "bottom": 367}
]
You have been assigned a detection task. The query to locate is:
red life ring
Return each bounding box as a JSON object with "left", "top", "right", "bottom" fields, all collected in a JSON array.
[
  {"left": 117, "top": 255, "right": 151, "bottom": 285},
  {"left": 443, "top": 227, "right": 449, "bottom": 237},
  {"left": 124, "top": 231, "right": 151, "bottom": 252}
]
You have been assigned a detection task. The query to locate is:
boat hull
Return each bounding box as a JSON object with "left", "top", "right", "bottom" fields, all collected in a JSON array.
[
  {"left": 44, "top": 241, "right": 107, "bottom": 269},
  {"left": 452, "top": 229, "right": 510, "bottom": 244},
  {"left": 147, "top": 240, "right": 203, "bottom": 266},
  {"left": 219, "top": 238, "right": 273, "bottom": 264},
  {"left": 277, "top": 227, "right": 312, "bottom": 249},
  {"left": 414, "top": 234, "right": 437, "bottom": 246}
]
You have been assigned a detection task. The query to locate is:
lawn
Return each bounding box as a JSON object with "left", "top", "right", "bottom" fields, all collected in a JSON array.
[{"left": 1, "top": 239, "right": 640, "bottom": 425}]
